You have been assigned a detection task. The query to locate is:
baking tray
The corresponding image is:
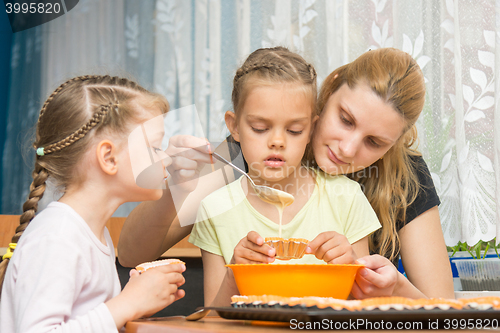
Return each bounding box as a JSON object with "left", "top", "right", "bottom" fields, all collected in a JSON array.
[{"left": 207, "top": 306, "right": 500, "bottom": 329}]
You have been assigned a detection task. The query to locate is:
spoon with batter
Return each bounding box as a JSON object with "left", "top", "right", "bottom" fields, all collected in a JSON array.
[{"left": 211, "top": 152, "right": 294, "bottom": 209}]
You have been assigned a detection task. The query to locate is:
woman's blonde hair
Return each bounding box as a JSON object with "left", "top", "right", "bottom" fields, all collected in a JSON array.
[
  {"left": 0, "top": 75, "right": 169, "bottom": 293},
  {"left": 232, "top": 46, "right": 317, "bottom": 118},
  {"left": 308, "top": 48, "right": 426, "bottom": 263}
]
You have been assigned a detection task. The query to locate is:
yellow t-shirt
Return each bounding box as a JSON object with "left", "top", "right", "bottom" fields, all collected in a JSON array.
[{"left": 189, "top": 170, "right": 381, "bottom": 264}]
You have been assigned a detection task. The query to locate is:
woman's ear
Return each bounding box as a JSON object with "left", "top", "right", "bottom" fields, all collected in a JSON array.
[
  {"left": 96, "top": 140, "right": 118, "bottom": 175},
  {"left": 225, "top": 110, "right": 240, "bottom": 142}
]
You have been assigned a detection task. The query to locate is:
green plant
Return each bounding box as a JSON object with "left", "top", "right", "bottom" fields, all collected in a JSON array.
[{"left": 448, "top": 238, "right": 500, "bottom": 259}]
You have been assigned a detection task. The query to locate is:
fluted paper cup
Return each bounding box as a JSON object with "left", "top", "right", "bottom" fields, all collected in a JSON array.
[{"left": 264, "top": 237, "right": 309, "bottom": 260}]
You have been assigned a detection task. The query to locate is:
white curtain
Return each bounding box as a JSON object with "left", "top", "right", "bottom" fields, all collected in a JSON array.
[{"left": 3, "top": 0, "right": 499, "bottom": 245}]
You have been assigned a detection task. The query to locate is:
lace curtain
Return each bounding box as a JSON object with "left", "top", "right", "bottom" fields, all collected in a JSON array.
[{"left": 2, "top": 0, "right": 499, "bottom": 245}]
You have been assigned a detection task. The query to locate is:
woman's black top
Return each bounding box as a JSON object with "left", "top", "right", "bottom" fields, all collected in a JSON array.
[
  {"left": 399, "top": 155, "right": 441, "bottom": 229},
  {"left": 370, "top": 155, "right": 441, "bottom": 266}
]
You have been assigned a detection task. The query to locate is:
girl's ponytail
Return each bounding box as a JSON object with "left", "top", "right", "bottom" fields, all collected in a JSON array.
[{"left": 0, "top": 161, "right": 49, "bottom": 293}]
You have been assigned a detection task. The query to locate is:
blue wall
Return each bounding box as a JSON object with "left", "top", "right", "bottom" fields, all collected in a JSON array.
[{"left": 0, "top": 9, "right": 13, "bottom": 213}]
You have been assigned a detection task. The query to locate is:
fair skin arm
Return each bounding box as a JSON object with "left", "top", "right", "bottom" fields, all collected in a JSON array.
[
  {"left": 398, "top": 206, "right": 455, "bottom": 298},
  {"left": 118, "top": 136, "right": 233, "bottom": 267},
  {"left": 118, "top": 187, "right": 187, "bottom": 267},
  {"left": 202, "top": 250, "right": 235, "bottom": 307},
  {"left": 351, "top": 206, "right": 455, "bottom": 299}
]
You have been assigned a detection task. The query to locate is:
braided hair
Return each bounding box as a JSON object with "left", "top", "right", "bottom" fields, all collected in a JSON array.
[
  {"left": 231, "top": 46, "right": 317, "bottom": 118},
  {"left": 0, "top": 75, "right": 169, "bottom": 293}
]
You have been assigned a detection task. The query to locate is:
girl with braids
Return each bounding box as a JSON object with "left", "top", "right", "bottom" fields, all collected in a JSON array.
[
  {"left": 0, "top": 75, "right": 186, "bottom": 332},
  {"left": 188, "top": 47, "right": 381, "bottom": 306},
  {"left": 233, "top": 48, "right": 454, "bottom": 299}
]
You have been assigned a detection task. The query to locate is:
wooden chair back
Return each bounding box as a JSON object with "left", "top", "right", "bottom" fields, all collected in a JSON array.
[{"left": 0, "top": 215, "right": 199, "bottom": 258}]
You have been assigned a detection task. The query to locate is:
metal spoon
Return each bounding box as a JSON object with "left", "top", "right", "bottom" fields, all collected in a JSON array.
[
  {"left": 185, "top": 307, "right": 211, "bottom": 321},
  {"left": 211, "top": 152, "right": 294, "bottom": 207}
]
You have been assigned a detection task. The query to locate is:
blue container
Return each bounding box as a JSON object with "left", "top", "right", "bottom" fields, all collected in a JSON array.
[
  {"left": 397, "top": 251, "right": 499, "bottom": 277},
  {"left": 451, "top": 258, "right": 500, "bottom": 291},
  {"left": 449, "top": 251, "right": 500, "bottom": 278}
]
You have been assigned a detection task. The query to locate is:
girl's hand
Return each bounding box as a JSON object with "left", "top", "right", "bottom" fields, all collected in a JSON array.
[
  {"left": 231, "top": 231, "right": 276, "bottom": 264},
  {"left": 106, "top": 263, "right": 186, "bottom": 328},
  {"left": 165, "top": 135, "right": 213, "bottom": 193},
  {"left": 350, "top": 255, "right": 398, "bottom": 299},
  {"left": 127, "top": 264, "right": 186, "bottom": 317},
  {"left": 305, "top": 231, "right": 356, "bottom": 264}
]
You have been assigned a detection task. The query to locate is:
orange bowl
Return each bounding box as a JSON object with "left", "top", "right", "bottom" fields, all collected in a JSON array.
[{"left": 226, "top": 263, "right": 364, "bottom": 299}]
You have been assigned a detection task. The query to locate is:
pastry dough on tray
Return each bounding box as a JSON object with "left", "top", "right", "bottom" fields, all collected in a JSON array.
[{"left": 231, "top": 295, "right": 500, "bottom": 311}]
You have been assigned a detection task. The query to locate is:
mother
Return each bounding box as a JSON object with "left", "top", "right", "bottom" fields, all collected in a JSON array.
[
  {"left": 118, "top": 47, "right": 454, "bottom": 299},
  {"left": 307, "top": 48, "right": 454, "bottom": 299}
]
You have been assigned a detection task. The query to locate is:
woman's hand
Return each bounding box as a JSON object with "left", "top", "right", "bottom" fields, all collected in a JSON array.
[
  {"left": 231, "top": 231, "right": 276, "bottom": 264},
  {"left": 305, "top": 231, "right": 356, "bottom": 264},
  {"left": 165, "top": 135, "right": 213, "bottom": 194},
  {"left": 106, "top": 263, "right": 186, "bottom": 328},
  {"left": 350, "top": 254, "right": 398, "bottom": 299}
]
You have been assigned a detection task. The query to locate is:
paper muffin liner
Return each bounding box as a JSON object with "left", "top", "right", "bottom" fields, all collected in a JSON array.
[{"left": 264, "top": 237, "right": 309, "bottom": 260}]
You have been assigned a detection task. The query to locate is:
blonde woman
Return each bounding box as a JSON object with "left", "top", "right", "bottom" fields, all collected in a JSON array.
[{"left": 306, "top": 48, "right": 454, "bottom": 299}]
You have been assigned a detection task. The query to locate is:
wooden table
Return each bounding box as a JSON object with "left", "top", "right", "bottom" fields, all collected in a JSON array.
[
  {"left": 124, "top": 315, "right": 492, "bottom": 332},
  {"left": 125, "top": 316, "right": 291, "bottom": 333}
]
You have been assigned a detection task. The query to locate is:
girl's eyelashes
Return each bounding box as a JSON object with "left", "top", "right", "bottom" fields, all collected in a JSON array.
[
  {"left": 152, "top": 147, "right": 163, "bottom": 154},
  {"left": 340, "top": 112, "right": 352, "bottom": 126},
  {"left": 251, "top": 127, "right": 303, "bottom": 135}
]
